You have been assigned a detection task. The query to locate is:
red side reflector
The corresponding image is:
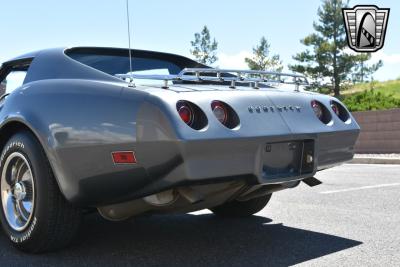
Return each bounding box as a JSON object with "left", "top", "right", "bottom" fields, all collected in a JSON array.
[{"left": 112, "top": 151, "right": 137, "bottom": 164}]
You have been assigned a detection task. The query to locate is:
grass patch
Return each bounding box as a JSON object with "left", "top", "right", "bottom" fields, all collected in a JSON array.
[{"left": 342, "top": 80, "right": 400, "bottom": 99}]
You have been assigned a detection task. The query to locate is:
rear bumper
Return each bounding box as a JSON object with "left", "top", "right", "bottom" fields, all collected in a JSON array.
[
  {"left": 317, "top": 130, "right": 359, "bottom": 170},
  {"left": 65, "top": 129, "right": 359, "bottom": 206}
]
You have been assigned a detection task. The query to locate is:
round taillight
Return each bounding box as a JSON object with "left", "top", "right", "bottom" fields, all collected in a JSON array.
[
  {"left": 311, "top": 100, "right": 323, "bottom": 120},
  {"left": 311, "top": 100, "right": 332, "bottom": 124},
  {"left": 330, "top": 100, "right": 350, "bottom": 123},
  {"left": 331, "top": 102, "right": 340, "bottom": 116},
  {"left": 210, "top": 100, "right": 240, "bottom": 129},
  {"left": 176, "top": 101, "right": 208, "bottom": 130},
  {"left": 211, "top": 101, "right": 228, "bottom": 124},
  {"left": 178, "top": 105, "right": 194, "bottom": 125}
]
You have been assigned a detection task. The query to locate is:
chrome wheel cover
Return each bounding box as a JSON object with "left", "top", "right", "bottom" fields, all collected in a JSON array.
[{"left": 1, "top": 152, "right": 35, "bottom": 232}]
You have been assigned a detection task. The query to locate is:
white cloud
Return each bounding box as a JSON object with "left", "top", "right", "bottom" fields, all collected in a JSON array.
[
  {"left": 217, "top": 51, "right": 252, "bottom": 69},
  {"left": 371, "top": 51, "right": 400, "bottom": 64},
  {"left": 331, "top": 48, "right": 400, "bottom": 65}
]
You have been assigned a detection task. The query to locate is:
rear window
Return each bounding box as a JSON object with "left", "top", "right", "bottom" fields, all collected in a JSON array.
[
  {"left": 67, "top": 52, "right": 182, "bottom": 76},
  {"left": 65, "top": 48, "right": 230, "bottom": 86}
]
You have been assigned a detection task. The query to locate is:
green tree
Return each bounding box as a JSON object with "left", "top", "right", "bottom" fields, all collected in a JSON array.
[
  {"left": 352, "top": 53, "right": 383, "bottom": 83},
  {"left": 190, "top": 26, "right": 218, "bottom": 65},
  {"left": 289, "top": 0, "right": 355, "bottom": 97},
  {"left": 245, "top": 37, "right": 283, "bottom": 71}
]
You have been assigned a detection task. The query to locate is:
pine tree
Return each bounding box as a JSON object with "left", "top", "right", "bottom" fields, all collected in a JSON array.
[
  {"left": 245, "top": 37, "right": 283, "bottom": 72},
  {"left": 289, "top": 0, "right": 354, "bottom": 96},
  {"left": 352, "top": 53, "right": 383, "bottom": 83},
  {"left": 190, "top": 26, "right": 218, "bottom": 65}
]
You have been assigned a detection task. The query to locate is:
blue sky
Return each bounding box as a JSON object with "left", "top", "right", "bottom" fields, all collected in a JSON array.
[{"left": 0, "top": 0, "right": 398, "bottom": 81}]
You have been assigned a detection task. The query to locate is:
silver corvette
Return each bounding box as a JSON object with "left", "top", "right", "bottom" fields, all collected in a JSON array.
[{"left": 0, "top": 47, "right": 360, "bottom": 252}]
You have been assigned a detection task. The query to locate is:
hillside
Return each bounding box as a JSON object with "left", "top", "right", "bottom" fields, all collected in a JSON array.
[
  {"left": 341, "top": 80, "right": 400, "bottom": 112},
  {"left": 342, "top": 80, "right": 400, "bottom": 99}
]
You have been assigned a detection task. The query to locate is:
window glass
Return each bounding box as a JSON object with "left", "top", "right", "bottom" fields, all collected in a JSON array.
[
  {"left": 2, "top": 71, "right": 27, "bottom": 94},
  {"left": 68, "top": 53, "right": 181, "bottom": 76}
]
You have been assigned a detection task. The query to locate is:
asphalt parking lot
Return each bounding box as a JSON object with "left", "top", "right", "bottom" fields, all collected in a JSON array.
[{"left": 0, "top": 164, "right": 399, "bottom": 266}]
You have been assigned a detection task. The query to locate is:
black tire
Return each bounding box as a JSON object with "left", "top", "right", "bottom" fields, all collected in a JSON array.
[
  {"left": 210, "top": 194, "right": 272, "bottom": 217},
  {"left": 0, "top": 131, "right": 82, "bottom": 253}
]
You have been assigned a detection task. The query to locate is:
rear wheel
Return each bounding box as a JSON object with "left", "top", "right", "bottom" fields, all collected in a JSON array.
[
  {"left": 210, "top": 194, "right": 272, "bottom": 217},
  {"left": 0, "top": 131, "right": 82, "bottom": 253}
]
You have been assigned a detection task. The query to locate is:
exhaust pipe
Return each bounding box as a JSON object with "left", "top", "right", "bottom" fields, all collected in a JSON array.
[
  {"left": 237, "top": 181, "right": 300, "bottom": 201},
  {"left": 302, "top": 177, "right": 322, "bottom": 187}
]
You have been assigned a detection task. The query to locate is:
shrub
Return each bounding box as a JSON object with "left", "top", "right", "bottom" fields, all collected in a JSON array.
[{"left": 343, "top": 89, "right": 400, "bottom": 112}]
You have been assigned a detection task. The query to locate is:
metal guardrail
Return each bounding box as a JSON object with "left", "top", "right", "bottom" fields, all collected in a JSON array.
[{"left": 115, "top": 68, "right": 308, "bottom": 90}]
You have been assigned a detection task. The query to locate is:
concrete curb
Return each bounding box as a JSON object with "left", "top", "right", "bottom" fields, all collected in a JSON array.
[{"left": 349, "top": 157, "right": 400, "bottom": 164}]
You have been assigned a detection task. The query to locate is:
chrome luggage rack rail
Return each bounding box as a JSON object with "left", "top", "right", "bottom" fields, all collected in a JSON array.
[{"left": 115, "top": 68, "right": 308, "bottom": 90}]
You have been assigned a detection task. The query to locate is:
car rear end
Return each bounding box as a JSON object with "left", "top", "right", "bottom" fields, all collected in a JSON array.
[{"left": 133, "top": 86, "right": 359, "bottom": 188}]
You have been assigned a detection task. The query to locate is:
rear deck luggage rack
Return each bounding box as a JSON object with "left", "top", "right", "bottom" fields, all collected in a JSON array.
[{"left": 115, "top": 68, "right": 308, "bottom": 90}]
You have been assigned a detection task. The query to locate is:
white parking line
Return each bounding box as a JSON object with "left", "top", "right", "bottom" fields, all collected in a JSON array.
[
  {"left": 347, "top": 163, "right": 400, "bottom": 167},
  {"left": 320, "top": 183, "right": 400, "bottom": 194}
]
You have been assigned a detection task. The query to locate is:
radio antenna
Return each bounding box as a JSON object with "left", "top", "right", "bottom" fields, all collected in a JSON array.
[{"left": 125, "top": 0, "right": 135, "bottom": 87}]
